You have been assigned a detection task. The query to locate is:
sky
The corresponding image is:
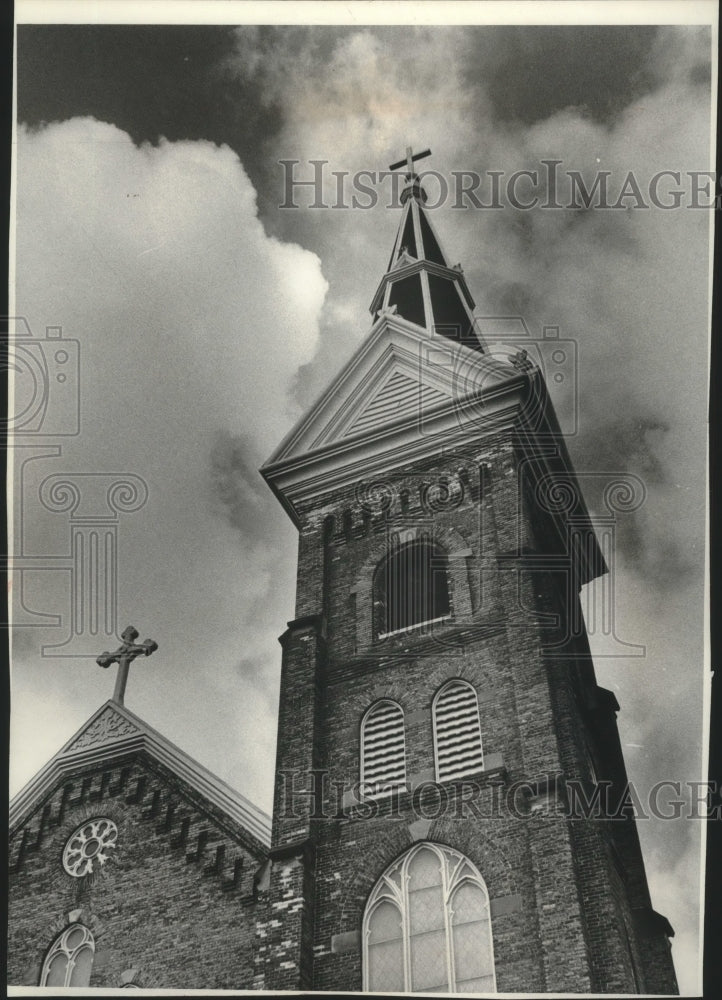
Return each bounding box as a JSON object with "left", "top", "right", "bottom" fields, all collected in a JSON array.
[{"left": 9, "top": 5, "right": 716, "bottom": 994}]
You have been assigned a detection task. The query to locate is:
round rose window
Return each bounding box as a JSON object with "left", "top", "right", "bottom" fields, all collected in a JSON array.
[{"left": 62, "top": 818, "right": 118, "bottom": 877}]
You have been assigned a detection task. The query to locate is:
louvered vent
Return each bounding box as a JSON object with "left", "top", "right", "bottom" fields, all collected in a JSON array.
[
  {"left": 346, "top": 370, "right": 448, "bottom": 438},
  {"left": 433, "top": 681, "right": 484, "bottom": 781},
  {"left": 362, "top": 701, "right": 406, "bottom": 796}
]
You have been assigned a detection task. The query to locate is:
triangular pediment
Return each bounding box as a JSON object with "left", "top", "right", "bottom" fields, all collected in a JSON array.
[
  {"left": 10, "top": 700, "right": 271, "bottom": 846},
  {"left": 70, "top": 702, "right": 143, "bottom": 750},
  {"left": 392, "top": 249, "right": 417, "bottom": 269},
  {"left": 344, "top": 367, "right": 449, "bottom": 438},
  {"left": 313, "top": 348, "right": 455, "bottom": 450},
  {"left": 266, "top": 313, "right": 520, "bottom": 468}
]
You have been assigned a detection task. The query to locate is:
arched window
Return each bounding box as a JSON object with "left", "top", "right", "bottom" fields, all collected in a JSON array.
[
  {"left": 363, "top": 842, "right": 496, "bottom": 993},
  {"left": 361, "top": 700, "right": 406, "bottom": 797},
  {"left": 433, "top": 680, "right": 484, "bottom": 782},
  {"left": 376, "top": 539, "right": 450, "bottom": 637},
  {"left": 40, "top": 924, "right": 95, "bottom": 988}
]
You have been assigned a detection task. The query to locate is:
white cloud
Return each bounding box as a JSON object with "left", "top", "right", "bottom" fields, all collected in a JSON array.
[
  {"left": 11, "top": 118, "right": 327, "bottom": 810},
  {"left": 16, "top": 117, "right": 327, "bottom": 454}
]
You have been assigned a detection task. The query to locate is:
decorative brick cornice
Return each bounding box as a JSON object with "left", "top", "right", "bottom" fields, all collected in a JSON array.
[
  {"left": 10, "top": 700, "right": 271, "bottom": 847},
  {"left": 261, "top": 317, "right": 530, "bottom": 527},
  {"left": 13, "top": 757, "right": 269, "bottom": 901}
]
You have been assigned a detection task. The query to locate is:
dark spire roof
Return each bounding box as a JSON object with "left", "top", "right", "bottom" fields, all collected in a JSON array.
[{"left": 371, "top": 163, "right": 483, "bottom": 352}]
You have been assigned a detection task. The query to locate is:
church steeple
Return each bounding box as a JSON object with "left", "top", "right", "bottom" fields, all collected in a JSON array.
[
  {"left": 370, "top": 147, "right": 483, "bottom": 351},
  {"left": 258, "top": 145, "right": 677, "bottom": 998}
]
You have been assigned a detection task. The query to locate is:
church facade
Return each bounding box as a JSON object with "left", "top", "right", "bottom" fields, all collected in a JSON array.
[
  {"left": 7, "top": 699, "right": 272, "bottom": 989},
  {"left": 8, "top": 157, "right": 678, "bottom": 994}
]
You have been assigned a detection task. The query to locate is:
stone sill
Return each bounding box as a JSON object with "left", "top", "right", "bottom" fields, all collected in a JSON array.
[
  {"left": 340, "top": 755, "right": 507, "bottom": 816},
  {"left": 377, "top": 614, "right": 452, "bottom": 640},
  {"left": 346, "top": 615, "right": 507, "bottom": 664}
]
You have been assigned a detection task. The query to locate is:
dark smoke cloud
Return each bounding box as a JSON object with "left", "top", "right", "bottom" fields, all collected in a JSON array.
[{"left": 209, "top": 429, "right": 270, "bottom": 538}]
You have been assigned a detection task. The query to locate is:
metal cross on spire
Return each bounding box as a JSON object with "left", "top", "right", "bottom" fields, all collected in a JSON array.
[
  {"left": 389, "top": 146, "right": 432, "bottom": 178},
  {"left": 97, "top": 625, "right": 158, "bottom": 705}
]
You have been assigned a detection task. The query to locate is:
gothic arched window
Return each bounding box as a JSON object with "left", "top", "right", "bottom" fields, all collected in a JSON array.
[
  {"left": 433, "top": 680, "right": 484, "bottom": 782},
  {"left": 40, "top": 924, "right": 95, "bottom": 988},
  {"left": 375, "top": 539, "right": 450, "bottom": 637},
  {"left": 361, "top": 700, "right": 406, "bottom": 797},
  {"left": 363, "top": 842, "right": 496, "bottom": 993}
]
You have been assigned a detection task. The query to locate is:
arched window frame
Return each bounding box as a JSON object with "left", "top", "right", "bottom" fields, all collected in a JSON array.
[
  {"left": 351, "top": 528, "right": 473, "bottom": 653},
  {"left": 374, "top": 538, "right": 451, "bottom": 639},
  {"left": 40, "top": 923, "right": 95, "bottom": 988},
  {"left": 360, "top": 699, "right": 407, "bottom": 800},
  {"left": 432, "top": 679, "right": 485, "bottom": 782},
  {"left": 362, "top": 841, "right": 496, "bottom": 993}
]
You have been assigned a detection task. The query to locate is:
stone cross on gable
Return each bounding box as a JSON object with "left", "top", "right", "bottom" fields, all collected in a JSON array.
[
  {"left": 389, "top": 146, "right": 432, "bottom": 178},
  {"left": 97, "top": 625, "right": 158, "bottom": 705}
]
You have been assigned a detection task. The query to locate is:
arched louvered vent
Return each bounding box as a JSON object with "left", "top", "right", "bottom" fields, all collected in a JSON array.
[
  {"left": 361, "top": 700, "right": 406, "bottom": 796},
  {"left": 433, "top": 680, "right": 484, "bottom": 782}
]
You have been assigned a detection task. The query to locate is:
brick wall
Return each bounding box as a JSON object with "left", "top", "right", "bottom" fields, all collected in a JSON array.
[
  {"left": 264, "top": 428, "right": 677, "bottom": 993},
  {"left": 8, "top": 754, "right": 265, "bottom": 990}
]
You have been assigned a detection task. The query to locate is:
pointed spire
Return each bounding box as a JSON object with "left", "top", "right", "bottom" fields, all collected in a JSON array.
[{"left": 371, "top": 148, "right": 484, "bottom": 352}]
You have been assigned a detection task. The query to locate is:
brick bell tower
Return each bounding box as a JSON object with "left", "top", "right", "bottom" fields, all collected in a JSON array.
[{"left": 258, "top": 150, "right": 678, "bottom": 994}]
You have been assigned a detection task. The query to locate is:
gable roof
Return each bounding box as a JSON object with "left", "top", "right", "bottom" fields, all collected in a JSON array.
[
  {"left": 345, "top": 366, "right": 449, "bottom": 438},
  {"left": 261, "top": 310, "right": 606, "bottom": 586},
  {"left": 261, "top": 312, "right": 529, "bottom": 523},
  {"left": 10, "top": 700, "right": 272, "bottom": 848},
  {"left": 266, "top": 311, "right": 523, "bottom": 467}
]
